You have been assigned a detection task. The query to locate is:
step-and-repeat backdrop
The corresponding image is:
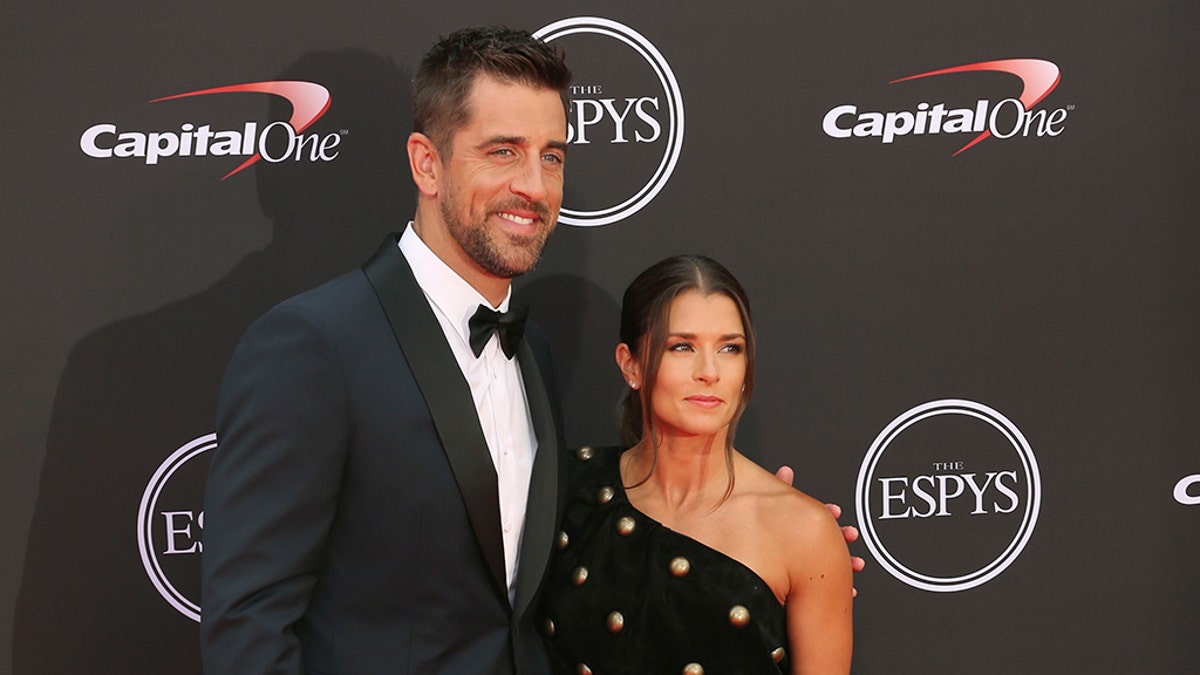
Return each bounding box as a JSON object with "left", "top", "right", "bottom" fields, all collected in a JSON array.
[{"left": 4, "top": 3, "right": 1197, "bottom": 673}]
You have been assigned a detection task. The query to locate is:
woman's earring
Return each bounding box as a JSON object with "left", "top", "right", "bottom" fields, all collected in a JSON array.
[{"left": 628, "top": 380, "right": 638, "bottom": 389}]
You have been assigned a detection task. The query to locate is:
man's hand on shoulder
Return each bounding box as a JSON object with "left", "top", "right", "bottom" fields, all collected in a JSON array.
[{"left": 774, "top": 465, "right": 866, "bottom": 597}]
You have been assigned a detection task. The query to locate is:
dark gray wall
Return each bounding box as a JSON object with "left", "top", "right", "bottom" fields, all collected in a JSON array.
[{"left": 3, "top": 2, "right": 1197, "bottom": 673}]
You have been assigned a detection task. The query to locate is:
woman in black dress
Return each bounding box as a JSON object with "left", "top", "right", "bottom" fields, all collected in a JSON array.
[{"left": 543, "top": 255, "right": 853, "bottom": 675}]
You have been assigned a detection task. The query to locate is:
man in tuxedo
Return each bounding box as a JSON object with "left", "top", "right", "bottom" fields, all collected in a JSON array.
[
  {"left": 200, "top": 26, "right": 571, "bottom": 673},
  {"left": 201, "top": 24, "right": 862, "bottom": 675}
]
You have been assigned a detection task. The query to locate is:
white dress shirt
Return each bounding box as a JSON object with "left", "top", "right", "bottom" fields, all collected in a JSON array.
[{"left": 398, "top": 224, "right": 537, "bottom": 604}]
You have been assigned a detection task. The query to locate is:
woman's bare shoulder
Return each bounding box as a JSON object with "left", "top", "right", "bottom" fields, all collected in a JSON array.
[{"left": 732, "top": 452, "right": 845, "bottom": 552}]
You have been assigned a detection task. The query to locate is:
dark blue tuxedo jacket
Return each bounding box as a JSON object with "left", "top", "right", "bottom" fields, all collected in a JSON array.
[{"left": 201, "top": 234, "right": 565, "bottom": 674}]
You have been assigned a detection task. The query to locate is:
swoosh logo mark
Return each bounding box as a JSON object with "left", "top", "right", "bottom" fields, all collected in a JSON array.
[
  {"left": 891, "top": 59, "right": 1060, "bottom": 156},
  {"left": 151, "top": 81, "right": 331, "bottom": 178}
]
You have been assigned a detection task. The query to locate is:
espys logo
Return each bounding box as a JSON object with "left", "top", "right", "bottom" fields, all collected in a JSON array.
[
  {"left": 137, "top": 433, "right": 214, "bottom": 621},
  {"left": 80, "top": 81, "right": 340, "bottom": 179},
  {"left": 855, "top": 400, "right": 1041, "bottom": 592},
  {"left": 823, "top": 59, "right": 1068, "bottom": 155},
  {"left": 534, "top": 17, "right": 683, "bottom": 226},
  {"left": 1175, "top": 474, "right": 1200, "bottom": 506}
]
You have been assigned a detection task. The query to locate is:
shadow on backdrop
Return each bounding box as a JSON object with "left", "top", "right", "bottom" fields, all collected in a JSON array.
[
  {"left": 15, "top": 48, "right": 413, "bottom": 674},
  {"left": 517, "top": 269, "right": 623, "bottom": 451}
]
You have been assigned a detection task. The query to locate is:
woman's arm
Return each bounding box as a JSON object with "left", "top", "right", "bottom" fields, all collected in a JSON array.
[{"left": 782, "top": 497, "right": 854, "bottom": 675}]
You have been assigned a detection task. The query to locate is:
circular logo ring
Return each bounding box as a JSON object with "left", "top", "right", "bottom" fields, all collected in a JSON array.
[
  {"left": 855, "top": 400, "right": 1041, "bottom": 592},
  {"left": 137, "top": 433, "right": 216, "bottom": 622},
  {"left": 535, "top": 17, "right": 684, "bottom": 227}
]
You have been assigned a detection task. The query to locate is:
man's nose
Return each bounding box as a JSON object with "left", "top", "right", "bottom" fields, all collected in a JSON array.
[{"left": 510, "top": 155, "right": 549, "bottom": 203}]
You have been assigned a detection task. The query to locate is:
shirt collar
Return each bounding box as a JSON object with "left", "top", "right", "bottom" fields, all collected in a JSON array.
[{"left": 398, "top": 223, "right": 512, "bottom": 344}]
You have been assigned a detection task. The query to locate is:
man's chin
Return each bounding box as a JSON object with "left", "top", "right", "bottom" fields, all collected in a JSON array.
[
  {"left": 496, "top": 233, "right": 551, "bottom": 275},
  {"left": 491, "top": 252, "right": 543, "bottom": 278}
]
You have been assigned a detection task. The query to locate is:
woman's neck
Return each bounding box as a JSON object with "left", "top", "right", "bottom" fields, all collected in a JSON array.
[{"left": 623, "top": 433, "right": 732, "bottom": 512}]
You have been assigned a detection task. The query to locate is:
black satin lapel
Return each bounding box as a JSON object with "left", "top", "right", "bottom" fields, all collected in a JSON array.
[
  {"left": 512, "top": 333, "right": 561, "bottom": 618},
  {"left": 362, "top": 234, "right": 507, "bottom": 599}
]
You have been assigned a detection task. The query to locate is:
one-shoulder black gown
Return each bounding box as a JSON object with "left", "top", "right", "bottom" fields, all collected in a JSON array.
[{"left": 542, "top": 446, "right": 790, "bottom": 675}]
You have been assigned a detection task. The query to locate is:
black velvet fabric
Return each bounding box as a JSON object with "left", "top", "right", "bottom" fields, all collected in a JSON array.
[{"left": 543, "top": 446, "right": 789, "bottom": 674}]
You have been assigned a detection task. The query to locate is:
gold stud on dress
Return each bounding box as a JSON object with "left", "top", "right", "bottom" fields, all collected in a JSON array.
[
  {"left": 577, "top": 665, "right": 592, "bottom": 675},
  {"left": 577, "top": 446, "right": 594, "bottom": 461},
  {"left": 729, "top": 605, "right": 750, "bottom": 627},
  {"left": 616, "top": 516, "right": 636, "bottom": 535},
  {"left": 557, "top": 531, "right": 570, "bottom": 549},
  {"left": 669, "top": 556, "right": 691, "bottom": 577},
  {"left": 607, "top": 611, "right": 625, "bottom": 633},
  {"left": 598, "top": 486, "right": 615, "bottom": 504},
  {"left": 571, "top": 566, "right": 589, "bottom": 586},
  {"left": 544, "top": 618, "right": 555, "bottom": 636},
  {"left": 771, "top": 647, "right": 786, "bottom": 663},
  {"left": 683, "top": 663, "right": 704, "bottom": 675}
]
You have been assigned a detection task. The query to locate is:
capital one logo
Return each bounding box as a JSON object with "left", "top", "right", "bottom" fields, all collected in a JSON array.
[
  {"left": 137, "top": 433, "right": 214, "bottom": 621},
  {"left": 855, "top": 400, "right": 1041, "bottom": 592},
  {"left": 823, "top": 59, "right": 1068, "bottom": 155},
  {"left": 534, "top": 17, "right": 684, "bottom": 226},
  {"left": 80, "top": 81, "right": 341, "bottom": 179}
]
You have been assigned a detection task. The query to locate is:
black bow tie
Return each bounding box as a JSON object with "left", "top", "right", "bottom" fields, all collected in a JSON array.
[{"left": 468, "top": 303, "right": 529, "bottom": 360}]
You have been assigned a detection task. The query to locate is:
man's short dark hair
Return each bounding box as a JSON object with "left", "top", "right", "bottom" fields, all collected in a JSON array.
[{"left": 414, "top": 25, "right": 571, "bottom": 155}]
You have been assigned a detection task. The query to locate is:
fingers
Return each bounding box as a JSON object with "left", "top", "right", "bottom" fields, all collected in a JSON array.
[
  {"left": 824, "top": 503, "right": 866, "bottom": 597},
  {"left": 774, "top": 465, "right": 795, "bottom": 486}
]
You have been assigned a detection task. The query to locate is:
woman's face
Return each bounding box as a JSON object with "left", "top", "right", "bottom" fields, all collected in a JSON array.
[{"left": 647, "top": 290, "right": 747, "bottom": 442}]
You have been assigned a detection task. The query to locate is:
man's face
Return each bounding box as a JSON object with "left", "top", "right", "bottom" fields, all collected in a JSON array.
[{"left": 437, "top": 75, "right": 568, "bottom": 279}]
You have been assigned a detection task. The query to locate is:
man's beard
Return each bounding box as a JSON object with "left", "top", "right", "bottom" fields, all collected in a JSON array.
[{"left": 440, "top": 190, "right": 556, "bottom": 279}]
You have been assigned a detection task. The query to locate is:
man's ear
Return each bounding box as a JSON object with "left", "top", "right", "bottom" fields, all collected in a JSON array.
[{"left": 407, "top": 132, "right": 440, "bottom": 197}]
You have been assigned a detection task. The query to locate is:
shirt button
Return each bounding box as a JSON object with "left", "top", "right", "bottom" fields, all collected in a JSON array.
[{"left": 503, "top": 519, "right": 512, "bottom": 533}]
